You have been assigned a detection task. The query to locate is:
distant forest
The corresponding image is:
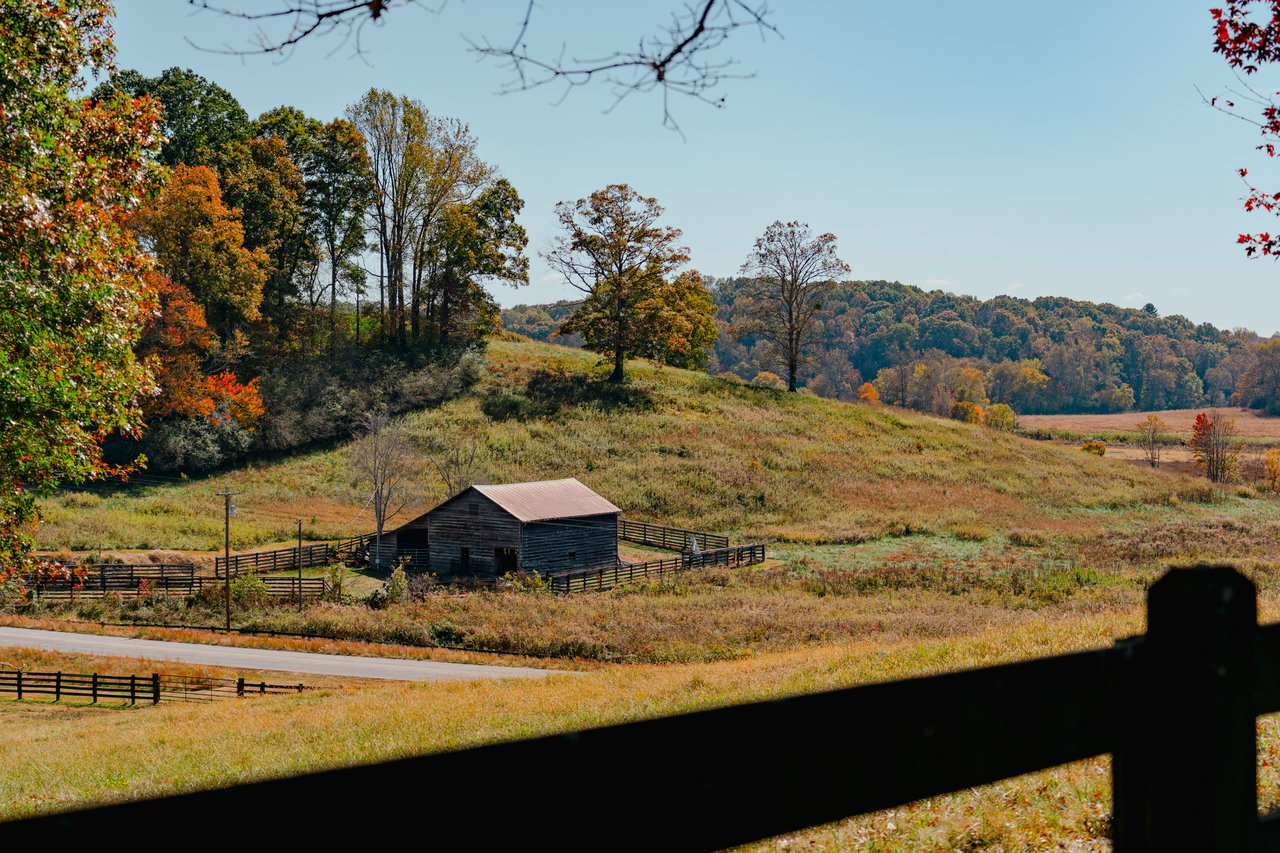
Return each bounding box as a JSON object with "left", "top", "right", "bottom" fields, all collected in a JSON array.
[{"left": 502, "top": 279, "right": 1280, "bottom": 416}]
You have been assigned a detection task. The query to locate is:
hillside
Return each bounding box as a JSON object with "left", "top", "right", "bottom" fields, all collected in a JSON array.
[{"left": 37, "top": 338, "right": 1222, "bottom": 554}]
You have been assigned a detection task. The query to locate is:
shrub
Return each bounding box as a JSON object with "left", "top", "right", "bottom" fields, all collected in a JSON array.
[
  {"left": 385, "top": 562, "right": 408, "bottom": 605},
  {"left": 985, "top": 403, "right": 1016, "bottom": 431},
  {"left": 950, "top": 523, "right": 993, "bottom": 542},
  {"left": 230, "top": 576, "right": 271, "bottom": 609},
  {"left": 950, "top": 400, "right": 984, "bottom": 424},
  {"left": 1081, "top": 441, "right": 1106, "bottom": 457},
  {"left": 1007, "top": 529, "right": 1048, "bottom": 548}
]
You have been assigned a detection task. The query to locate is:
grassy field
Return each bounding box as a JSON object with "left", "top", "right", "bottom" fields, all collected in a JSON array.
[
  {"left": 36, "top": 339, "right": 1222, "bottom": 555},
  {"left": 16, "top": 339, "right": 1280, "bottom": 848}
]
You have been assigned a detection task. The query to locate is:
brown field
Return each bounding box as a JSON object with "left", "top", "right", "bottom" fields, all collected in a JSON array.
[{"left": 1019, "top": 407, "right": 1280, "bottom": 439}]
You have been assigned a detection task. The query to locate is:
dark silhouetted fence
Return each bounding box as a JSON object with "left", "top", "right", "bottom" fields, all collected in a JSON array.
[{"left": 546, "top": 544, "right": 765, "bottom": 593}]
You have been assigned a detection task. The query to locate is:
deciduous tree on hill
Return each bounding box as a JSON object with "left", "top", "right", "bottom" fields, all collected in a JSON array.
[
  {"left": 546, "top": 184, "right": 713, "bottom": 383},
  {"left": 736, "top": 221, "right": 850, "bottom": 392}
]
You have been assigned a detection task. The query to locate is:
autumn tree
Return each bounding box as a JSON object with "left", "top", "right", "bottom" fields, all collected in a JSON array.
[
  {"left": 737, "top": 221, "right": 850, "bottom": 392},
  {"left": 1, "top": 0, "right": 164, "bottom": 574},
  {"left": 546, "top": 184, "right": 709, "bottom": 383},
  {"left": 131, "top": 164, "right": 268, "bottom": 337},
  {"left": 1189, "top": 410, "right": 1242, "bottom": 483},
  {"left": 1136, "top": 414, "right": 1171, "bottom": 468},
  {"left": 1207, "top": 3, "right": 1280, "bottom": 258},
  {"left": 420, "top": 178, "right": 529, "bottom": 347}
]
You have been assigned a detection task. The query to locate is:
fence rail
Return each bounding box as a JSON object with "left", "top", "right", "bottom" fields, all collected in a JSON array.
[
  {"left": 215, "top": 543, "right": 333, "bottom": 578},
  {"left": 0, "top": 670, "right": 306, "bottom": 704},
  {"left": 25, "top": 570, "right": 327, "bottom": 602},
  {"left": 617, "top": 518, "right": 728, "bottom": 551},
  {"left": 546, "top": 544, "right": 765, "bottom": 593},
  {"left": 6, "top": 565, "right": 1280, "bottom": 851}
]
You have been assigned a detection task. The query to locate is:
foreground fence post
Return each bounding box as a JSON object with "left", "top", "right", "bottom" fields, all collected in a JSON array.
[{"left": 1112, "top": 565, "right": 1257, "bottom": 853}]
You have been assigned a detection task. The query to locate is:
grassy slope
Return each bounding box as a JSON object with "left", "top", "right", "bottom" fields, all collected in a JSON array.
[{"left": 37, "top": 338, "right": 1215, "bottom": 553}]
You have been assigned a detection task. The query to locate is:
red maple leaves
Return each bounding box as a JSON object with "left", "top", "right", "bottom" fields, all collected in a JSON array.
[{"left": 1213, "top": 2, "right": 1280, "bottom": 257}]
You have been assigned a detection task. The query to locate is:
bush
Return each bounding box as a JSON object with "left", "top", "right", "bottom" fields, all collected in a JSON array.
[
  {"left": 230, "top": 575, "right": 271, "bottom": 609},
  {"left": 384, "top": 562, "right": 408, "bottom": 605},
  {"left": 1081, "top": 441, "right": 1106, "bottom": 457},
  {"left": 985, "top": 403, "right": 1016, "bottom": 431},
  {"left": 950, "top": 401, "right": 984, "bottom": 424}
]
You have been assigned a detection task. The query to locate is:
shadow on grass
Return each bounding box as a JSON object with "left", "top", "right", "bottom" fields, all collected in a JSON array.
[{"left": 482, "top": 370, "right": 655, "bottom": 421}]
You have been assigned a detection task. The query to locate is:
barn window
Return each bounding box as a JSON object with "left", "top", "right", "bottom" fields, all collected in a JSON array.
[
  {"left": 567, "top": 552, "right": 577, "bottom": 562},
  {"left": 468, "top": 503, "right": 480, "bottom": 517}
]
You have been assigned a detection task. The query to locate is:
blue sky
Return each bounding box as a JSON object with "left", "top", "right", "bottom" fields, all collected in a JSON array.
[{"left": 112, "top": 1, "right": 1280, "bottom": 333}]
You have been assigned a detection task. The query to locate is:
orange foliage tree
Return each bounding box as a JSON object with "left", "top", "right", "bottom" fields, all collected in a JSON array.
[
  {"left": 131, "top": 164, "right": 267, "bottom": 336},
  {"left": 134, "top": 272, "right": 263, "bottom": 428}
]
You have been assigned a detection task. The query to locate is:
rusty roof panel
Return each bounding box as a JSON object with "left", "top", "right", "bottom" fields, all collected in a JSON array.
[{"left": 471, "top": 478, "right": 620, "bottom": 523}]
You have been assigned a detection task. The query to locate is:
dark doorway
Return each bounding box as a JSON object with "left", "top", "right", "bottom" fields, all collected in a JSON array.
[
  {"left": 494, "top": 547, "right": 518, "bottom": 574},
  {"left": 460, "top": 547, "right": 471, "bottom": 573}
]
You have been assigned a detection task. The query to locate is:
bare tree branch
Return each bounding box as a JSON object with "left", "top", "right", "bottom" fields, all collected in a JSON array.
[{"left": 185, "top": 1, "right": 779, "bottom": 131}]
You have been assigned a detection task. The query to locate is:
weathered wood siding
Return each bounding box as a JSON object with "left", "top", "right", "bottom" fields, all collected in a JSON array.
[
  {"left": 427, "top": 493, "right": 521, "bottom": 576},
  {"left": 520, "top": 514, "right": 618, "bottom": 574}
]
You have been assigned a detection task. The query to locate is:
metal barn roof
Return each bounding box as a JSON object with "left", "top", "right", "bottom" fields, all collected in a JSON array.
[{"left": 469, "top": 478, "right": 620, "bottom": 523}]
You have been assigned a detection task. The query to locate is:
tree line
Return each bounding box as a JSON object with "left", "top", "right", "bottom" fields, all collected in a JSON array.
[{"left": 507, "top": 279, "right": 1280, "bottom": 418}]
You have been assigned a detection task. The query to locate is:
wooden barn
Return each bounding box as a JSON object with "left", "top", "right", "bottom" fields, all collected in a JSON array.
[{"left": 388, "top": 478, "right": 621, "bottom": 577}]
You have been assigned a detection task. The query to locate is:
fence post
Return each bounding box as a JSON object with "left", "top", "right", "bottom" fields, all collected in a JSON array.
[
  {"left": 54, "top": 671, "right": 61, "bottom": 702},
  {"left": 15, "top": 670, "right": 21, "bottom": 701},
  {"left": 236, "top": 677, "right": 245, "bottom": 697},
  {"left": 152, "top": 673, "right": 160, "bottom": 705},
  {"left": 129, "top": 674, "right": 136, "bottom": 705},
  {"left": 91, "top": 672, "right": 98, "bottom": 704},
  {"left": 1111, "top": 565, "right": 1257, "bottom": 853}
]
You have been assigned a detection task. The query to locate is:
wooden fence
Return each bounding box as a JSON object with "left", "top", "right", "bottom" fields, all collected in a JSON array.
[
  {"left": 10, "top": 565, "right": 1280, "bottom": 850},
  {"left": 617, "top": 518, "right": 729, "bottom": 551},
  {"left": 191, "top": 576, "right": 328, "bottom": 600},
  {"left": 546, "top": 544, "right": 766, "bottom": 593},
  {"left": 26, "top": 564, "right": 195, "bottom": 602},
  {"left": 215, "top": 543, "right": 333, "bottom": 578},
  {"left": 25, "top": 568, "right": 327, "bottom": 602},
  {"left": 0, "top": 670, "right": 305, "bottom": 704}
]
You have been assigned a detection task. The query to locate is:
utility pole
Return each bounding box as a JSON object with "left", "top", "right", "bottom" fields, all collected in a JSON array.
[
  {"left": 217, "top": 488, "right": 241, "bottom": 632},
  {"left": 296, "top": 519, "right": 303, "bottom": 612}
]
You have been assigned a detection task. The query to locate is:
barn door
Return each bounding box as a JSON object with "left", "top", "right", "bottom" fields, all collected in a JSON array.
[{"left": 494, "top": 547, "right": 518, "bottom": 574}]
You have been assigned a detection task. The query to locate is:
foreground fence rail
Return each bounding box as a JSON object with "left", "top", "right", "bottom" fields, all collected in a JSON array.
[
  {"left": 546, "top": 544, "right": 766, "bottom": 593},
  {"left": 7, "top": 565, "right": 1280, "bottom": 851},
  {"left": 0, "top": 671, "right": 304, "bottom": 704}
]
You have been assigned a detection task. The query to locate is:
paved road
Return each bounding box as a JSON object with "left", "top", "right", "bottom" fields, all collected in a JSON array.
[{"left": 0, "top": 627, "right": 560, "bottom": 682}]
